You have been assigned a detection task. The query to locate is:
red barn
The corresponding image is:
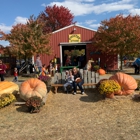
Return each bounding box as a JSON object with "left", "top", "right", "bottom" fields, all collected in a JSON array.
[{"left": 36, "top": 24, "right": 118, "bottom": 71}]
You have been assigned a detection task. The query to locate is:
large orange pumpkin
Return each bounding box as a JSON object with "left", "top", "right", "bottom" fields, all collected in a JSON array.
[
  {"left": 0, "top": 81, "right": 19, "bottom": 96},
  {"left": 109, "top": 72, "right": 137, "bottom": 95},
  {"left": 20, "top": 78, "right": 47, "bottom": 101},
  {"left": 98, "top": 68, "right": 106, "bottom": 75}
]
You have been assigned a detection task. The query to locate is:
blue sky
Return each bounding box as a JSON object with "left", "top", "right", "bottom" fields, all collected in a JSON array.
[{"left": 0, "top": 0, "right": 140, "bottom": 46}]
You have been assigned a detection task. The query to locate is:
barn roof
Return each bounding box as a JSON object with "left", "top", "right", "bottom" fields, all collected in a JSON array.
[{"left": 52, "top": 24, "right": 97, "bottom": 34}]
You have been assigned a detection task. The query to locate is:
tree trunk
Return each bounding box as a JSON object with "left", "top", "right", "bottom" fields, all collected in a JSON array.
[{"left": 120, "top": 54, "right": 123, "bottom": 70}]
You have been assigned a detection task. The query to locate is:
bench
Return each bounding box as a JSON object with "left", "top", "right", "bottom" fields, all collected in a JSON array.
[
  {"left": 51, "top": 69, "right": 100, "bottom": 93},
  {"left": 51, "top": 83, "right": 97, "bottom": 93}
]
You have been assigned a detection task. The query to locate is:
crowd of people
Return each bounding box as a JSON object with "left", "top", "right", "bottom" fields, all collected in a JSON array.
[
  {"left": 2, "top": 53, "right": 140, "bottom": 95},
  {"left": 35, "top": 54, "right": 58, "bottom": 78},
  {"left": 35, "top": 54, "right": 85, "bottom": 95},
  {"left": 34, "top": 55, "right": 84, "bottom": 94}
]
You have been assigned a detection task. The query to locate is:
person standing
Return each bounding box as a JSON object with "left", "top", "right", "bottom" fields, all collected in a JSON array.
[
  {"left": 65, "top": 55, "right": 72, "bottom": 66},
  {"left": 133, "top": 57, "right": 140, "bottom": 74},
  {"left": 35, "top": 55, "right": 42, "bottom": 73},
  {"left": 72, "top": 67, "right": 84, "bottom": 95},
  {"left": 0, "top": 60, "right": 6, "bottom": 81},
  {"left": 13, "top": 67, "right": 18, "bottom": 82},
  {"left": 79, "top": 54, "right": 84, "bottom": 68},
  {"left": 53, "top": 54, "right": 57, "bottom": 66}
]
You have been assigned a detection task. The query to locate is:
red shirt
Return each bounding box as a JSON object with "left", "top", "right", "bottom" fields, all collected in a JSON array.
[
  {"left": 14, "top": 71, "right": 18, "bottom": 76},
  {"left": 0, "top": 64, "right": 6, "bottom": 74}
]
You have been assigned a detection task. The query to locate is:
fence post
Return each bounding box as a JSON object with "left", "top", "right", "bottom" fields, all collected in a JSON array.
[
  {"left": 53, "top": 73, "right": 58, "bottom": 84},
  {"left": 83, "top": 70, "right": 88, "bottom": 89},
  {"left": 95, "top": 72, "right": 100, "bottom": 83},
  {"left": 91, "top": 71, "right": 96, "bottom": 88},
  {"left": 61, "top": 71, "right": 66, "bottom": 84},
  {"left": 87, "top": 71, "right": 92, "bottom": 88}
]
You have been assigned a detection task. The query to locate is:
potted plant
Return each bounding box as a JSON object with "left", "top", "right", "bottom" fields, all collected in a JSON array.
[
  {"left": 98, "top": 80, "right": 121, "bottom": 98},
  {"left": 0, "top": 93, "right": 16, "bottom": 109},
  {"left": 38, "top": 75, "right": 52, "bottom": 93},
  {"left": 26, "top": 96, "right": 43, "bottom": 113}
]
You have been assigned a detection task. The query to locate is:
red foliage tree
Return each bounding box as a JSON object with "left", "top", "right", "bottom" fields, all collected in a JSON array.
[
  {"left": 38, "top": 4, "right": 75, "bottom": 33},
  {"left": 0, "top": 15, "right": 52, "bottom": 60},
  {"left": 94, "top": 14, "right": 140, "bottom": 69}
]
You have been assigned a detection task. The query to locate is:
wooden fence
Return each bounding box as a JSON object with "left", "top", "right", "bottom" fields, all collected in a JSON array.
[{"left": 51, "top": 69, "right": 100, "bottom": 88}]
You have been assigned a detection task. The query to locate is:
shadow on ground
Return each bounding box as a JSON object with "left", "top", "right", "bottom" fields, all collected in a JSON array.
[
  {"left": 18, "top": 80, "right": 26, "bottom": 82},
  {"left": 14, "top": 94, "right": 29, "bottom": 113},
  {"left": 16, "top": 105, "right": 29, "bottom": 113},
  {"left": 132, "top": 94, "right": 140, "bottom": 102},
  {"left": 80, "top": 88, "right": 105, "bottom": 102}
]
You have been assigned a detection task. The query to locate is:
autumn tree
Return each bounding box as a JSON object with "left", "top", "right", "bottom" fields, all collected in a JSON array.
[
  {"left": 94, "top": 14, "right": 140, "bottom": 70},
  {"left": 38, "top": 4, "right": 75, "bottom": 33},
  {"left": 0, "top": 15, "right": 52, "bottom": 61}
]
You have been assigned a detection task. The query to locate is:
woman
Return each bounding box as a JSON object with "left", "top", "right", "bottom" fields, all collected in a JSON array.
[
  {"left": 0, "top": 60, "right": 6, "bottom": 81},
  {"left": 72, "top": 67, "right": 84, "bottom": 95}
]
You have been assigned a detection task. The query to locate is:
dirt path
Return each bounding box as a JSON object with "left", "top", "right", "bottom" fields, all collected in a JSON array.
[{"left": 0, "top": 86, "right": 140, "bottom": 140}]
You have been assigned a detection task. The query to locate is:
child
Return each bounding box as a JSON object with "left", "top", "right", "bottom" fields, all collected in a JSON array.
[
  {"left": 49, "top": 61, "right": 55, "bottom": 76},
  {"left": 13, "top": 67, "right": 18, "bottom": 82},
  {"left": 41, "top": 64, "right": 48, "bottom": 76},
  {"left": 64, "top": 69, "right": 74, "bottom": 93}
]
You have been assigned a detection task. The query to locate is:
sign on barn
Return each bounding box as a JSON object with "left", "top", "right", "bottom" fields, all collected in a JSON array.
[{"left": 69, "top": 34, "right": 81, "bottom": 42}]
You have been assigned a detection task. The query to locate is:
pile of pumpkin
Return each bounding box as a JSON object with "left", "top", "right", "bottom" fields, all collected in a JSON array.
[
  {"left": 0, "top": 78, "right": 47, "bottom": 113},
  {"left": 96, "top": 72, "right": 138, "bottom": 98}
]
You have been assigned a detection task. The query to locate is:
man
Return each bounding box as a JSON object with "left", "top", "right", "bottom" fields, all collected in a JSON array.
[
  {"left": 133, "top": 57, "right": 140, "bottom": 74},
  {"left": 35, "top": 55, "right": 42, "bottom": 73}
]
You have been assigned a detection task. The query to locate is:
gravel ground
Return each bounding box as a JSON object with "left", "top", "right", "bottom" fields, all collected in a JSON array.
[
  {"left": 0, "top": 70, "right": 140, "bottom": 140},
  {"left": 0, "top": 89, "right": 140, "bottom": 140}
]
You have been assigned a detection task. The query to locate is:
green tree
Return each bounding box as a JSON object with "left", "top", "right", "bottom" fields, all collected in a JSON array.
[
  {"left": 0, "top": 15, "right": 52, "bottom": 61},
  {"left": 94, "top": 14, "right": 140, "bottom": 70}
]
